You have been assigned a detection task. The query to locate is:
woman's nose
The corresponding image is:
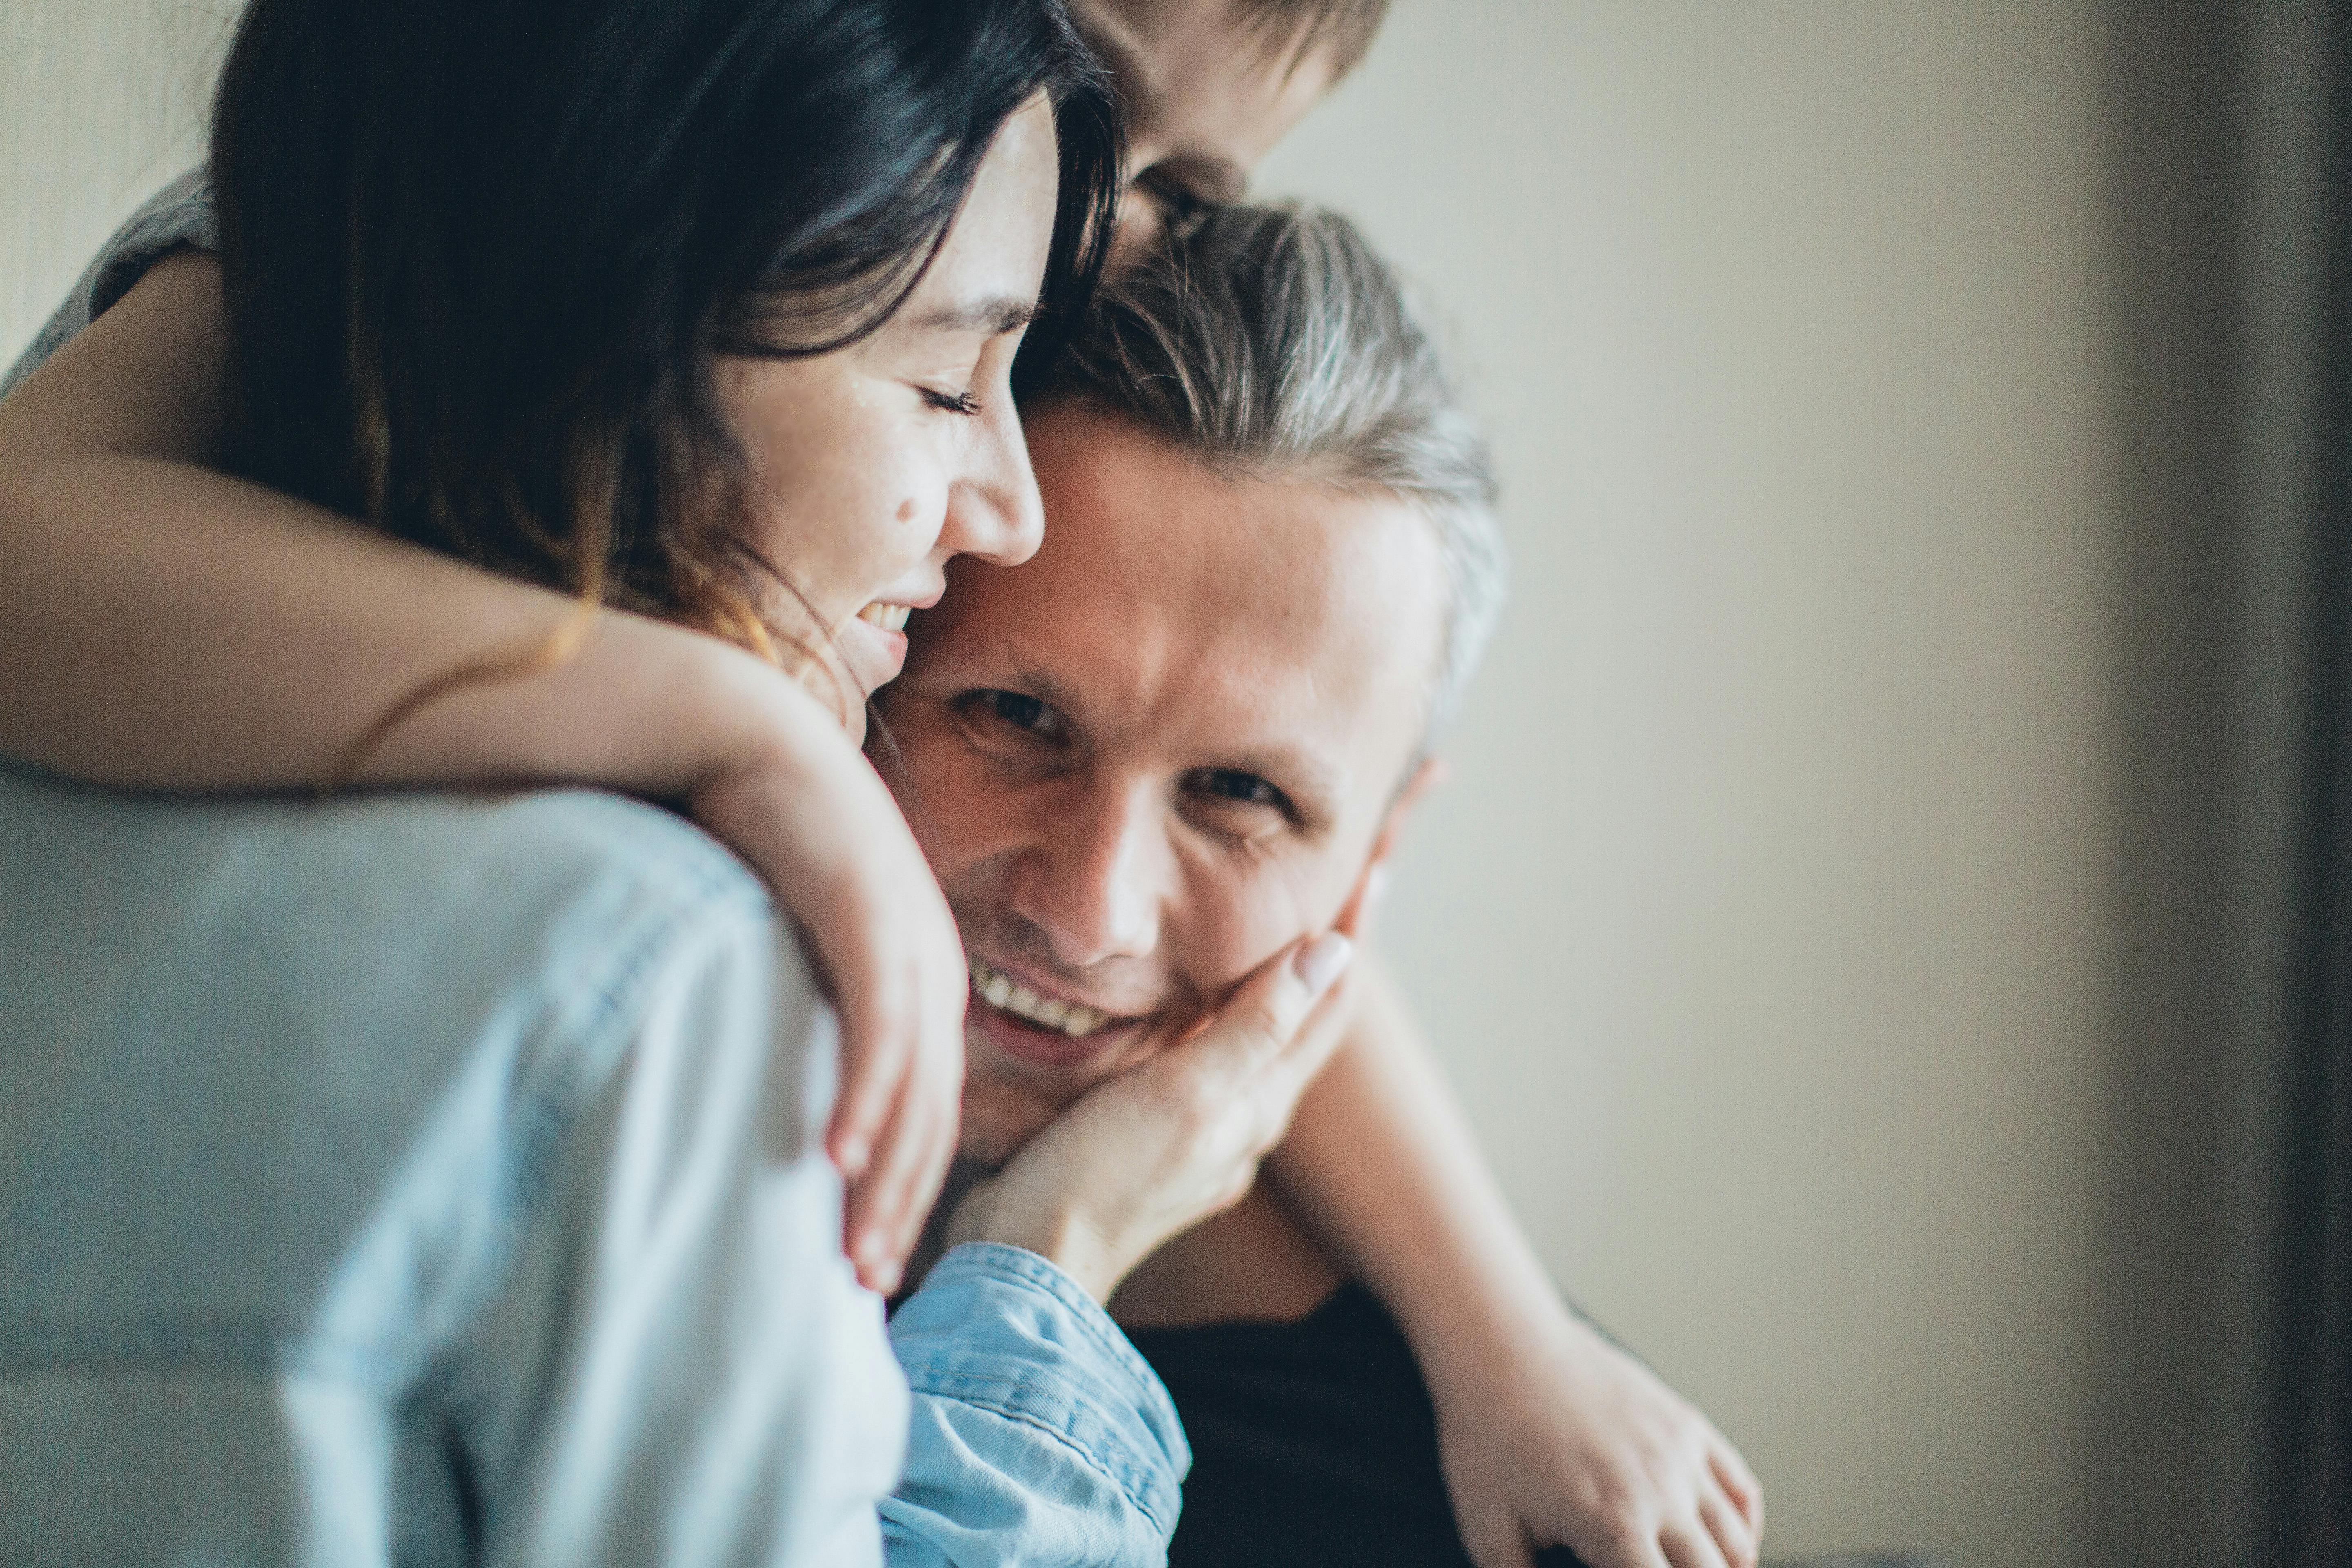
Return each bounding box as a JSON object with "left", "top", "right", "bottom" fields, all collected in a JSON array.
[{"left": 939, "top": 396, "right": 1045, "bottom": 568}]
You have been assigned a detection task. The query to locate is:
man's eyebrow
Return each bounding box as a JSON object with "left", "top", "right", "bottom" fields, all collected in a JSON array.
[{"left": 906, "top": 296, "right": 1038, "bottom": 335}]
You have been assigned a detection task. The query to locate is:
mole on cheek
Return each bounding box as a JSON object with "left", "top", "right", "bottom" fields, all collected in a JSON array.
[{"left": 898, "top": 497, "right": 918, "bottom": 524}]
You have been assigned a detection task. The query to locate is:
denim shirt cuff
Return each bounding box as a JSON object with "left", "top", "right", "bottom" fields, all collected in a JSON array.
[{"left": 890, "top": 1241, "right": 1190, "bottom": 1537}]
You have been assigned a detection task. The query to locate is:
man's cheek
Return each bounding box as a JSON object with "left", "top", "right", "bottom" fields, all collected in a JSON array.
[
  {"left": 908, "top": 786, "right": 1010, "bottom": 892},
  {"left": 1189, "top": 882, "right": 1323, "bottom": 1001}
]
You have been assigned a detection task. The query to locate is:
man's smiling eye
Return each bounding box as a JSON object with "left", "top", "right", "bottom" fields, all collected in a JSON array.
[
  {"left": 1190, "top": 768, "right": 1286, "bottom": 810},
  {"left": 989, "top": 690, "right": 1044, "bottom": 727},
  {"left": 960, "top": 688, "right": 1065, "bottom": 741}
]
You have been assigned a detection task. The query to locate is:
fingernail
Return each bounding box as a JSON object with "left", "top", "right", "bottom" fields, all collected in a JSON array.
[
  {"left": 871, "top": 1261, "right": 903, "bottom": 1296},
  {"left": 835, "top": 1134, "right": 870, "bottom": 1176},
  {"left": 1363, "top": 865, "right": 1390, "bottom": 916},
  {"left": 1294, "top": 932, "right": 1353, "bottom": 993}
]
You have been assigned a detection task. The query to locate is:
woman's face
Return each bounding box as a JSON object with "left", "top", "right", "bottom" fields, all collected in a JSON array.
[{"left": 714, "top": 96, "right": 1061, "bottom": 738}]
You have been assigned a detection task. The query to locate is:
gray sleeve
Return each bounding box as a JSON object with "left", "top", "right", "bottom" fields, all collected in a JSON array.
[
  {"left": 461, "top": 909, "right": 912, "bottom": 1568},
  {"left": 1, "top": 166, "right": 218, "bottom": 401}
]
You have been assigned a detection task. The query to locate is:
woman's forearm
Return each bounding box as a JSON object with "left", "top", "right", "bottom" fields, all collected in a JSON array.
[
  {"left": 0, "top": 452, "right": 805, "bottom": 797},
  {"left": 0, "top": 250, "right": 802, "bottom": 800},
  {"left": 1264, "top": 958, "right": 1573, "bottom": 1385}
]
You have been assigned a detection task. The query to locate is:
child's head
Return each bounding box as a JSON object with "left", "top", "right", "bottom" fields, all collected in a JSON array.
[{"left": 1072, "top": 0, "right": 1389, "bottom": 252}]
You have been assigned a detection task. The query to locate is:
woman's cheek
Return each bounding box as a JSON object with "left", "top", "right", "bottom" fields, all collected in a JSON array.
[{"left": 886, "top": 452, "right": 958, "bottom": 564}]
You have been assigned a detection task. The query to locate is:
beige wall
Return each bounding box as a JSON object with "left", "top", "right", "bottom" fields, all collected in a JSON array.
[
  {"left": 1258, "top": 5, "right": 2239, "bottom": 1567},
  {"left": 0, "top": 4, "right": 2247, "bottom": 1566}
]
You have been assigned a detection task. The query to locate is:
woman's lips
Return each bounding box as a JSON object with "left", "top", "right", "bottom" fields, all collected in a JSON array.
[
  {"left": 835, "top": 598, "right": 930, "bottom": 697},
  {"left": 835, "top": 612, "right": 908, "bottom": 695}
]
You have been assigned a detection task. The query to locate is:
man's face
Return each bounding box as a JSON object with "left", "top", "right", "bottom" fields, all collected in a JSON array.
[
  {"left": 1071, "top": 0, "right": 1345, "bottom": 255},
  {"left": 874, "top": 404, "right": 1445, "bottom": 1166}
]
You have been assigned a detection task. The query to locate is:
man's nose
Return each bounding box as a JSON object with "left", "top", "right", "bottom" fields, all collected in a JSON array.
[
  {"left": 938, "top": 395, "right": 1044, "bottom": 569},
  {"left": 1013, "top": 781, "right": 1168, "bottom": 971}
]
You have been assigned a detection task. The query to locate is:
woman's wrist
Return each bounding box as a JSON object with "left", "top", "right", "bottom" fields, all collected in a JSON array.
[
  {"left": 946, "top": 1178, "right": 1123, "bottom": 1303},
  {"left": 607, "top": 617, "right": 818, "bottom": 795}
]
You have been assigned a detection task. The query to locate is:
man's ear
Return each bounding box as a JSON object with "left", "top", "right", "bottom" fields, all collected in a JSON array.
[{"left": 1334, "top": 755, "right": 1447, "bottom": 939}]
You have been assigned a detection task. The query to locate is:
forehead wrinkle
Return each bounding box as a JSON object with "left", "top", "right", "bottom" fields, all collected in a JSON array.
[
  {"left": 962, "top": 578, "right": 1182, "bottom": 733},
  {"left": 1016, "top": 408, "right": 1440, "bottom": 807}
]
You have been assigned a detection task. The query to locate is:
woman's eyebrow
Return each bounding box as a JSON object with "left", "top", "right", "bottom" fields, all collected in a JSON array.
[{"left": 908, "top": 296, "right": 1038, "bottom": 335}]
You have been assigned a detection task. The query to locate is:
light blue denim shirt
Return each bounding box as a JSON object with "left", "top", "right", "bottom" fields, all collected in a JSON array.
[{"left": 0, "top": 764, "right": 1185, "bottom": 1565}]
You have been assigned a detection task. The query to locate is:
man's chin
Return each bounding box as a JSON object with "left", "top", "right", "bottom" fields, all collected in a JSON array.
[{"left": 955, "top": 1065, "right": 1077, "bottom": 1170}]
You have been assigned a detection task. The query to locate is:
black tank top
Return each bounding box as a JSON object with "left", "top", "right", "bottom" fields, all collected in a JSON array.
[{"left": 1125, "top": 1283, "right": 1590, "bottom": 1568}]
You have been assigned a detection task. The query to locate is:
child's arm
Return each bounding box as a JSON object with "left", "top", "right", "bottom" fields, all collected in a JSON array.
[
  {"left": 0, "top": 254, "right": 959, "bottom": 1290},
  {"left": 1265, "top": 960, "right": 1766, "bottom": 1568}
]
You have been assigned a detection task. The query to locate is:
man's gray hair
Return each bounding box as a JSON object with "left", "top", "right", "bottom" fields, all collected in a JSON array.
[{"left": 1037, "top": 202, "right": 1506, "bottom": 744}]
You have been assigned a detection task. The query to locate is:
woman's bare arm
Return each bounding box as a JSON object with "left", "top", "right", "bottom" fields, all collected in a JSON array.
[
  {"left": 0, "top": 253, "right": 962, "bottom": 1291},
  {"left": 1266, "top": 960, "right": 1766, "bottom": 1568},
  {"left": 0, "top": 252, "right": 735, "bottom": 791},
  {"left": 0, "top": 252, "right": 854, "bottom": 798}
]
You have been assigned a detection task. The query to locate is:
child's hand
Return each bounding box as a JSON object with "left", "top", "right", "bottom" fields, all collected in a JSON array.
[{"left": 1431, "top": 1312, "right": 1763, "bottom": 1568}]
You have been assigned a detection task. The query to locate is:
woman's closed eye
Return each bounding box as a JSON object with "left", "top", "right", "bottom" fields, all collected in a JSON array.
[{"left": 920, "top": 385, "right": 983, "bottom": 416}]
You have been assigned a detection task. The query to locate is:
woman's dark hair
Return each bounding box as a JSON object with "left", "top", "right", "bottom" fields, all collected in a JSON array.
[{"left": 211, "top": 0, "right": 1118, "bottom": 665}]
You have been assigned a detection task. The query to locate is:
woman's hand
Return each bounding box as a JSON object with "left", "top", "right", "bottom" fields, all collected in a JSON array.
[
  {"left": 1432, "top": 1312, "right": 1764, "bottom": 1568},
  {"left": 946, "top": 932, "right": 1356, "bottom": 1302},
  {"left": 684, "top": 684, "right": 969, "bottom": 1298}
]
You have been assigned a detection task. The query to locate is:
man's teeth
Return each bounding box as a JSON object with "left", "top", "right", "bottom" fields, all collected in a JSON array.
[
  {"left": 856, "top": 601, "right": 911, "bottom": 633},
  {"left": 967, "top": 957, "right": 1113, "bottom": 1038}
]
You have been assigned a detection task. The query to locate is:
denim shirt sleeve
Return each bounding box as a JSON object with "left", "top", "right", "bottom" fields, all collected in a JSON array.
[
  {"left": 1, "top": 166, "right": 215, "bottom": 400},
  {"left": 884, "top": 1243, "right": 1191, "bottom": 1568}
]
